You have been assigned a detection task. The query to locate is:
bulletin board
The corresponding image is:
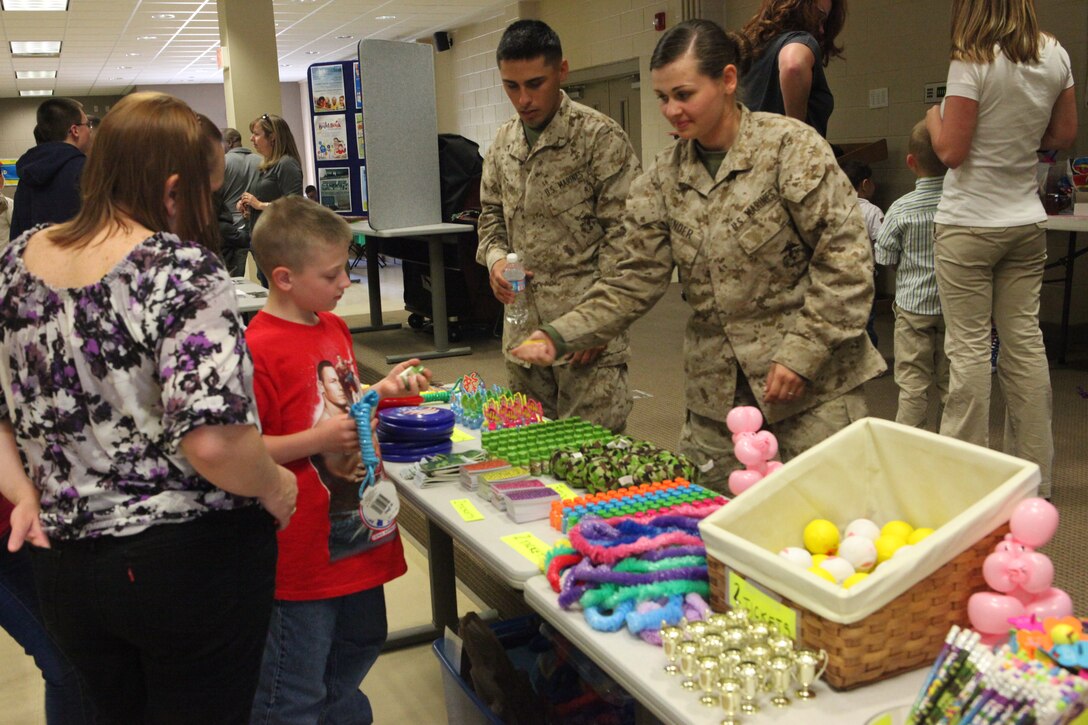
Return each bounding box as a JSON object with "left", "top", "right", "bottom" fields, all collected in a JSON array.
[{"left": 307, "top": 60, "right": 367, "bottom": 216}]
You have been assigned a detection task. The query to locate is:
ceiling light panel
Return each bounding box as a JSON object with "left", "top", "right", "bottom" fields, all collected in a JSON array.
[
  {"left": 10, "top": 40, "right": 61, "bottom": 56},
  {"left": 2, "top": 0, "right": 69, "bottom": 10},
  {"left": 19, "top": 89, "right": 53, "bottom": 96},
  {"left": 15, "top": 70, "right": 56, "bottom": 79}
]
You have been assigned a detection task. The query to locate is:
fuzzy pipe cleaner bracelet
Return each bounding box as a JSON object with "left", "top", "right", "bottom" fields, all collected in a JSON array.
[
  {"left": 625, "top": 595, "right": 684, "bottom": 634},
  {"left": 614, "top": 555, "right": 705, "bottom": 573},
  {"left": 569, "top": 528, "right": 704, "bottom": 565},
  {"left": 580, "top": 579, "right": 711, "bottom": 611},
  {"left": 583, "top": 599, "right": 636, "bottom": 632},
  {"left": 567, "top": 558, "right": 708, "bottom": 586},
  {"left": 546, "top": 553, "right": 582, "bottom": 592},
  {"left": 639, "top": 545, "right": 706, "bottom": 561}
]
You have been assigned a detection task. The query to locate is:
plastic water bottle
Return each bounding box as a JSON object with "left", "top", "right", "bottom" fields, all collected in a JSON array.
[{"left": 503, "top": 252, "right": 529, "bottom": 327}]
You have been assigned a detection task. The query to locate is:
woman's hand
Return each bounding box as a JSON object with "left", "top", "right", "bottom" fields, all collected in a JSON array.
[
  {"left": 763, "top": 362, "right": 807, "bottom": 404},
  {"left": 238, "top": 192, "right": 265, "bottom": 213},
  {"left": 510, "top": 331, "right": 557, "bottom": 366},
  {"left": 7, "top": 498, "right": 50, "bottom": 552},
  {"left": 258, "top": 466, "right": 298, "bottom": 530}
]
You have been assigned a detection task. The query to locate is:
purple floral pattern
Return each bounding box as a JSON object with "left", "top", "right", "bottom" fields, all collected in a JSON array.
[{"left": 0, "top": 227, "right": 259, "bottom": 539}]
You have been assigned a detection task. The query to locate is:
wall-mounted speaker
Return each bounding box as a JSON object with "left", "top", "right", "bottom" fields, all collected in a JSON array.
[{"left": 433, "top": 31, "right": 453, "bottom": 52}]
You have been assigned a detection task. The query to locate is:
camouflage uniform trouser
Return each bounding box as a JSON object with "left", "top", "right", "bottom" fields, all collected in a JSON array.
[
  {"left": 678, "top": 375, "right": 869, "bottom": 494},
  {"left": 506, "top": 361, "right": 631, "bottom": 434}
]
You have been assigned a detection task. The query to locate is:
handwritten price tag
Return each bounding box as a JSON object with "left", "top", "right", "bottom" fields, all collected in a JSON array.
[
  {"left": 450, "top": 498, "right": 485, "bottom": 522},
  {"left": 501, "top": 532, "right": 551, "bottom": 571},
  {"left": 727, "top": 570, "right": 798, "bottom": 639},
  {"left": 546, "top": 483, "right": 577, "bottom": 500}
]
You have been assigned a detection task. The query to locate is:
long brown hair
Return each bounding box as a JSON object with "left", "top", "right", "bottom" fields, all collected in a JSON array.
[
  {"left": 249, "top": 113, "right": 301, "bottom": 172},
  {"left": 741, "top": 0, "right": 847, "bottom": 66},
  {"left": 50, "top": 92, "right": 218, "bottom": 251},
  {"left": 949, "top": 0, "right": 1043, "bottom": 64}
]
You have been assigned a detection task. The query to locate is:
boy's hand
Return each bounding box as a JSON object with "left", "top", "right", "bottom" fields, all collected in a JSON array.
[
  {"left": 259, "top": 466, "right": 298, "bottom": 530},
  {"left": 315, "top": 413, "right": 361, "bottom": 454},
  {"left": 376, "top": 359, "right": 432, "bottom": 398}
]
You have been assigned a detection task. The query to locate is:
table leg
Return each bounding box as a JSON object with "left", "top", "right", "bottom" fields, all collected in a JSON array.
[
  {"left": 1059, "top": 230, "right": 1076, "bottom": 365},
  {"left": 348, "top": 233, "right": 402, "bottom": 335},
  {"left": 381, "top": 518, "right": 460, "bottom": 652},
  {"left": 384, "top": 235, "right": 472, "bottom": 363}
]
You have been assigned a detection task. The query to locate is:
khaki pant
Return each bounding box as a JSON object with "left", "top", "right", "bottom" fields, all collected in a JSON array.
[
  {"left": 934, "top": 223, "right": 1053, "bottom": 492},
  {"left": 678, "top": 375, "right": 869, "bottom": 494},
  {"left": 506, "top": 360, "right": 631, "bottom": 434},
  {"left": 892, "top": 304, "right": 949, "bottom": 429}
]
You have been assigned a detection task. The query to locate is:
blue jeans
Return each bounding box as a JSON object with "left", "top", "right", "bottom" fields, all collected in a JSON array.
[
  {"left": 251, "top": 586, "right": 388, "bottom": 725},
  {"left": 0, "top": 534, "right": 93, "bottom": 724}
]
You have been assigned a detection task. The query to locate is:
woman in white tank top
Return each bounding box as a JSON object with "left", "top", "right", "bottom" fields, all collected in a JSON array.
[{"left": 925, "top": 0, "right": 1077, "bottom": 497}]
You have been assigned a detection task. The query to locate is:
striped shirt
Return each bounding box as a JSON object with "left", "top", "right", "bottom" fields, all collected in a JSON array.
[{"left": 874, "top": 175, "right": 944, "bottom": 316}]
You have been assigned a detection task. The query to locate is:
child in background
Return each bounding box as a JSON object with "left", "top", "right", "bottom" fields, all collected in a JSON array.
[
  {"left": 246, "top": 196, "right": 431, "bottom": 724},
  {"left": 875, "top": 120, "right": 949, "bottom": 429},
  {"left": 840, "top": 159, "right": 884, "bottom": 348}
]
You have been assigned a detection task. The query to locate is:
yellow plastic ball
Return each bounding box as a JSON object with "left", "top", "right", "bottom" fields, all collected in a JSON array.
[
  {"left": 843, "top": 572, "right": 870, "bottom": 589},
  {"left": 907, "top": 528, "right": 934, "bottom": 545},
  {"left": 803, "top": 519, "right": 841, "bottom": 556},
  {"left": 881, "top": 520, "right": 914, "bottom": 541},
  {"left": 808, "top": 565, "right": 837, "bottom": 584},
  {"left": 874, "top": 534, "right": 905, "bottom": 564},
  {"left": 811, "top": 554, "right": 829, "bottom": 566},
  {"left": 1051, "top": 623, "right": 1078, "bottom": 646}
]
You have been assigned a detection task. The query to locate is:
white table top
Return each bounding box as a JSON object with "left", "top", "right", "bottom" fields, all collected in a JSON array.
[
  {"left": 1043, "top": 214, "right": 1088, "bottom": 232},
  {"left": 231, "top": 277, "right": 268, "bottom": 314},
  {"left": 348, "top": 220, "right": 475, "bottom": 238},
  {"left": 523, "top": 576, "right": 926, "bottom": 725},
  {"left": 382, "top": 424, "right": 563, "bottom": 589}
]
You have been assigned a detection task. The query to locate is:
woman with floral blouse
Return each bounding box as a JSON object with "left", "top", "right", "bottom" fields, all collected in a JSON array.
[{"left": 0, "top": 92, "right": 297, "bottom": 724}]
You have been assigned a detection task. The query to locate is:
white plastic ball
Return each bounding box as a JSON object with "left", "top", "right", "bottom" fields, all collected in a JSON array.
[
  {"left": 844, "top": 518, "right": 881, "bottom": 542},
  {"left": 892, "top": 543, "right": 915, "bottom": 558},
  {"left": 838, "top": 536, "right": 878, "bottom": 572},
  {"left": 818, "top": 556, "right": 856, "bottom": 583},
  {"left": 779, "top": 546, "right": 814, "bottom": 568}
]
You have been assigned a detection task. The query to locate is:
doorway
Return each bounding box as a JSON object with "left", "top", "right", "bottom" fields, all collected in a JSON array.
[{"left": 564, "top": 60, "right": 643, "bottom": 162}]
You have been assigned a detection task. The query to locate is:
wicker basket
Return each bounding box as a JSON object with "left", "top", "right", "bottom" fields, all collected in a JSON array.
[{"left": 707, "top": 523, "right": 1008, "bottom": 690}]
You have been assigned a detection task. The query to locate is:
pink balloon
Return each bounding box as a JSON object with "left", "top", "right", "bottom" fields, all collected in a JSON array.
[
  {"left": 968, "top": 592, "right": 1024, "bottom": 634},
  {"left": 753, "top": 430, "right": 779, "bottom": 459},
  {"left": 726, "top": 407, "right": 764, "bottom": 437},
  {"left": 765, "top": 461, "right": 785, "bottom": 474},
  {"left": 982, "top": 551, "right": 1018, "bottom": 592},
  {"left": 1024, "top": 588, "right": 1073, "bottom": 620},
  {"left": 1010, "top": 498, "right": 1059, "bottom": 548},
  {"left": 1018, "top": 552, "right": 1055, "bottom": 594},
  {"left": 729, "top": 470, "right": 763, "bottom": 496},
  {"left": 734, "top": 436, "right": 768, "bottom": 467}
]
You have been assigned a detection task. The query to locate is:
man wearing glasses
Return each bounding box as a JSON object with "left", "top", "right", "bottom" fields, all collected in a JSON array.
[{"left": 10, "top": 98, "right": 92, "bottom": 239}]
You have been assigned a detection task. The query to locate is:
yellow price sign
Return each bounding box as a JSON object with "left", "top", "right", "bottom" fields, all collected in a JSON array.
[
  {"left": 501, "top": 532, "right": 551, "bottom": 571},
  {"left": 450, "top": 498, "right": 485, "bottom": 522},
  {"left": 546, "top": 483, "right": 577, "bottom": 500},
  {"left": 727, "top": 570, "right": 798, "bottom": 639},
  {"left": 449, "top": 427, "right": 475, "bottom": 443}
]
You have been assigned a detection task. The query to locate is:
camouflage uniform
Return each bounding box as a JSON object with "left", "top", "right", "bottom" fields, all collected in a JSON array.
[
  {"left": 547, "top": 105, "right": 886, "bottom": 490},
  {"left": 477, "top": 91, "right": 641, "bottom": 432}
]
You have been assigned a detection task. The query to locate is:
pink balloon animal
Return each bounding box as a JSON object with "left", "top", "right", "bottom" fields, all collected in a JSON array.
[
  {"left": 726, "top": 406, "right": 783, "bottom": 496},
  {"left": 967, "top": 498, "right": 1072, "bottom": 645}
]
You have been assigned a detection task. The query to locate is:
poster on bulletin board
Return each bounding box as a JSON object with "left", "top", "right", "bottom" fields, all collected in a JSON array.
[{"left": 307, "top": 61, "right": 366, "bottom": 217}]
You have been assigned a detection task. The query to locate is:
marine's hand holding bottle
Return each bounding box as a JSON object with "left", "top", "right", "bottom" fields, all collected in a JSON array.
[{"left": 489, "top": 253, "right": 534, "bottom": 305}]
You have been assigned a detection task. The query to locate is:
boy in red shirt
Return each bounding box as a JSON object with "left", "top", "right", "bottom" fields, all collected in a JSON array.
[{"left": 246, "top": 196, "right": 430, "bottom": 723}]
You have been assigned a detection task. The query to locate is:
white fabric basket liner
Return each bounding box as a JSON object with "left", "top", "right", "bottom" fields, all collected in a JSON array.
[{"left": 699, "top": 418, "right": 1040, "bottom": 624}]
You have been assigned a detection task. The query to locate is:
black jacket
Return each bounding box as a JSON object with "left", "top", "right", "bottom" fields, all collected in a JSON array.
[{"left": 10, "top": 141, "right": 86, "bottom": 239}]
